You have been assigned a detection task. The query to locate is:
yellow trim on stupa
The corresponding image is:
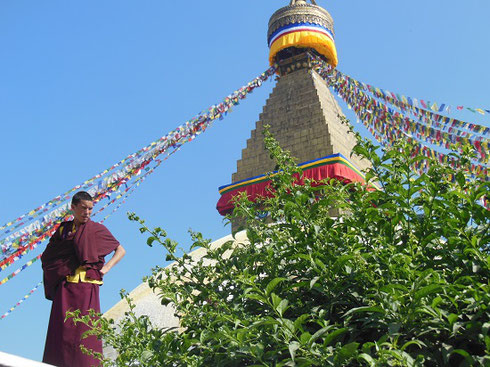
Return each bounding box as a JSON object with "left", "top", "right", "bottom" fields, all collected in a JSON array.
[{"left": 269, "top": 30, "right": 338, "bottom": 67}]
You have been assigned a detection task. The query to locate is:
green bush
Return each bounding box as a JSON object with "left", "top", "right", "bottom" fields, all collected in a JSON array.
[{"left": 74, "top": 124, "right": 489, "bottom": 366}]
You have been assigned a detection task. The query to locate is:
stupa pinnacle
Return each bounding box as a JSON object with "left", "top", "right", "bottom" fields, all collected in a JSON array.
[
  {"left": 268, "top": 0, "right": 337, "bottom": 68},
  {"left": 290, "top": 0, "right": 317, "bottom": 5}
]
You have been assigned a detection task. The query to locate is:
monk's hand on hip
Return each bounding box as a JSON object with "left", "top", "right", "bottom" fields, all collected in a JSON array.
[{"left": 100, "top": 265, "right": 109, "bottom": 276}]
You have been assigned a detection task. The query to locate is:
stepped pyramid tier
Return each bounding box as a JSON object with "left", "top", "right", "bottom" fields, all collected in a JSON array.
[
  {"left": 232, "top": 53, "right": 368, "bottom": 183},
  {"left": 216, "top": 51, "right": 370, "bottom": 218},
  {"left": 268, "top": 0, "right": 338, "bottom": 67}
]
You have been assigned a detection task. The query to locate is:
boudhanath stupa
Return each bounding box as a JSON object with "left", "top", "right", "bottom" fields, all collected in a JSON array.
[{"left": 105, "top": 0, "right": 369, "bottom": 346}]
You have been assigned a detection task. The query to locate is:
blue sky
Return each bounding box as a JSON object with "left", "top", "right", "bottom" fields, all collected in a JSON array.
[{"left": 1, "top": 0, "right": 489, "bottom": 361}]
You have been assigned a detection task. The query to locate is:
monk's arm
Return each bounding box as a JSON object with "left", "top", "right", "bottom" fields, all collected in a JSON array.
[{"left": 100, "top": 245, "right": 126, "bottom": 275}]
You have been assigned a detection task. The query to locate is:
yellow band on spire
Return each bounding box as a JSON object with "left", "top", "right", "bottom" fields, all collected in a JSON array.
[{"left": 269, "top": 30, "right": 338, "bottom": 67}]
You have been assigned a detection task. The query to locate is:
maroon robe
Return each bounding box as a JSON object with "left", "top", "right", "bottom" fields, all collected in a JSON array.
[{"left": 41, "top": 220, "right": 120, "bottom": 367}]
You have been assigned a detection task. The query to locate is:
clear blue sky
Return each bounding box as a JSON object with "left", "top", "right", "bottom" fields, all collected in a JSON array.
[{"left": 1, "top": 0, "right": 489, "bottom": 361}]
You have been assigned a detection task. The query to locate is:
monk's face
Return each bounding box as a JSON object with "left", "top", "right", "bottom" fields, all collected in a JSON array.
[{"left": 71, "top": 200, "right": 94, "bottom": 224}]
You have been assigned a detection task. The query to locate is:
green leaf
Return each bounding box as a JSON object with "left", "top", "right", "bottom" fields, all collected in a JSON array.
[
  {"left": 455, "top": 172, "right": 466, "bottom": 187},
  {"left": 309, "top": 276, "right": 320, "bottom": 289},
  {"left": 385, "top": 349, "right": 415, "bottom": 367},
  {"left": 146, "top": 236, "right": 157, "bottom": 247},
  {"left": 314, "top": 258, "right": 327, "bottom": 270},
  {"left": 245, "top": 293, "right": 266, "bottom": 303},
  {"left": 288, "top": 341, "right": 300, "bottom": 362},
  {"left": 300, "top": 332, "right": 312, "bottom": 345},
  {"left": 140, "top": 350, "right": 154, "bottom": 363},
  {"left": 271, "top": 293, "right": 282, "bottom": 309},
  {"left": 482, "top": 322, "right": 490, "bottom": 336},
  {"left": 447, "top": 313, "right": 458, "bottom": 326},
  {"left": 380, "top": 283, "right": 408, "bottom": 294},
  {"left": 276, "top": 299, "right": 289, "bottom": 317},
  {"left": 335, "top": 342, "right": 359, "bottom": 364},
  {"left": 358, "top": 353, "right": 375, "bottom": 367},
  {"left": 293, "top": 314, "right": 310, "bottom": 331},
  {"left": 321, "top": 327, "right": 348, "bottom": 346},
  {"left": 344, "top": 306, "right": 384, "bottom": 318},
  {"left": 266, "top": 277, "right": 287, "bottom": 296},
  {"left": 400, "top": 340, "right": 426, "bottom": 351},
  {"left": 250, "top": 317, "right": 279, "bottom": 328},
  {"left": 450, "top": 349, "right": 474, "bottom": 364},
  {"left": 236, "top": 329, "right": 247, "bottom": 343},
  {"left": 308, "top": 326, "right": 332, "bottom": 345},
  {"left": 415, "top": 284, "right": 441, "bottom": 300},
  {"left": 431, "top": 296, "right": 443, "bottom": 309},
  {"left": 282, "top": 319, "right": 296, "bottom": 334}
]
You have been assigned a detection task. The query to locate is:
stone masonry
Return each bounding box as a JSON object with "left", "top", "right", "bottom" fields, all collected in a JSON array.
[{"left": 232, "top": 63, "right": 369, "bottom": 184}]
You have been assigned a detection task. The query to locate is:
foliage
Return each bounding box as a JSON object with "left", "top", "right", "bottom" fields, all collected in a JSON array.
[{"left": 73, "top": 122, "right": 489, "bottom": 366}]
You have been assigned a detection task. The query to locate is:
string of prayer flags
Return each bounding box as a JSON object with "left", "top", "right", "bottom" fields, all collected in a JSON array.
[
  {"left": 334, "top": 72, "right": 488, "bottom": 163},
  {"left": 97, "top": 149, "right": 181, "bottom": 224},
  {"left": 310, "top": 58, "right": 488, "bottom": 181},
  {"left": 333, "top": 72, "right": 489, "bottom": 159},
  {"left": 0, "top": 163, "right": 157, "bottom": 287},
  {"left": 310, "top": 59, "right": 489, "bottom": 136},
  {"left": 344, "top": 76, "right": 490, "bottom": 118},
  {"left": 0, "top": 65, "right": 277, "bottom": 319},
  {"left": 0, "top": 153, "right": 172, "bottom": 291},
  {"left": 0, "top": 218, "right": 68, "bottom": 273},
  {"left": 311, "top": 58, "right": 489, "bottom": 170},
  {"left": 338, "top": 73, "right": 487, "bottom": 176},
  {"left": 0, "top": 281, "right": 43, "bottom": 320},
  {"left": 333, "top": 75, "right": 480, "bottom": 174},
  {"left": 0, "top": 160, "right": 162, "bottom": 286},
  {"left": 0, "top": 65, "right": 277, "bottom": 274},
  {"left": 342, "top": 81, "right": 488, "bottom": 179},
  {"left": 338, "top": 72, "right": 489, "bottom": 140},
  {"left": 0, "top": 254, "right": 42, "bottom": 286}
]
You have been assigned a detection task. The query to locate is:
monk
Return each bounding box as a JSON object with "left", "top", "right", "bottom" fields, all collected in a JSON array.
[{"left": 41, "top": 191, "right": 126, "bottom": 367}]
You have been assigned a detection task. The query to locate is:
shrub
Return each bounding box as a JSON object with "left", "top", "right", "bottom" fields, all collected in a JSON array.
[{"left": 74, "top": 124, "right": 489, "bottom": 366}]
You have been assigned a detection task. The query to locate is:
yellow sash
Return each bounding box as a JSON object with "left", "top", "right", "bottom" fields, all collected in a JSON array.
[{"left": 66, "top": 266, "right": 103, "bottom": 285}]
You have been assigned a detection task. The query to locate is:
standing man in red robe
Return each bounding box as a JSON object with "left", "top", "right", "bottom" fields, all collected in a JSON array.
[{"left": 41, "top": 191, "right": 126, "bottom": 367}]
